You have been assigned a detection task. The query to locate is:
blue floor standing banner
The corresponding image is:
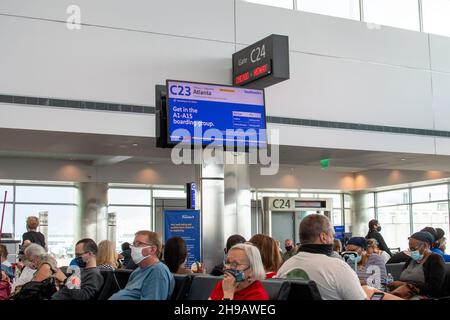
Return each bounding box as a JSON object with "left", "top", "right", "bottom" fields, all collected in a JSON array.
[
  {"left": 334, "top": 225, "right": 345, "bottom": 241},
  {"left": 164, "top": 209, "right": 201, "bottom": 269}
]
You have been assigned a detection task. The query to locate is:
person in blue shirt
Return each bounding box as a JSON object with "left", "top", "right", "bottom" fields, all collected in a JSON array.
[
  {"left": 431, "top": 228, "right": 450, "bottom": 263},
  {"left": 109, "top": 230, "right": 174, "bottom": 300},
  {"left": 0, "top": 244, "right": 14, "bottom": 281}
]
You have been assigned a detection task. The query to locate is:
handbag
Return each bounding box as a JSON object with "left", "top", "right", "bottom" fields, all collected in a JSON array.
[{"left": 11, "top": 277, "right": 57, "bottom": 300}]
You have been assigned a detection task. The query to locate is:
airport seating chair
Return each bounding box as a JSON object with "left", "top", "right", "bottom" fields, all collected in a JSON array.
[
  {"left": 260, "top": 279, "right": 291, "bottom": 300},
  {"left": 284, "top": 279, "right": 322, "bottom": 300},
  {"left": 172, "top": 274, "right": 194, "bottom": 300},
  {"left": 113, "top": 269, "right": 133, "bottom": 288},
  {"left": 439, "top": 263, "right": 450, "bottom": 298},
  {"left": 97, "top": 270, "right": 121, "bottom": 300},
  {"left": 186, "top": 275, "right": 222, "bottom": 300}
]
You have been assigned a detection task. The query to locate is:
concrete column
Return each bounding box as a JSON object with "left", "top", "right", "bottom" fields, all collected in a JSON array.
[
  {"left": 195, "top": 151, "right": 224, "bottom": 274},
  {"left": 350, "top": 191, "right": 371, "bottom": 237},
  {"left": 224, "top": 155, "right": 251, "bottom": 241},
  {"left": 107, "top": 212, "right": 117, "bottom": 245},
  {"left": 38, "top": 211, "right": 48, "bottom": 251},
  {"left": 76, "top": 182, "right": 108, "bottom": 243}
]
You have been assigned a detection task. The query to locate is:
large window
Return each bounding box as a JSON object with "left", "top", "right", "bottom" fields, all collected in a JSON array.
[
  {"left": 411, "top": 184, "right": 448, "bottom": 203},
  {"left": 422, "top": 0, "right": 450, "bottom": 37},
  {"left": 242, "top": 0, "right": 450, "bottom": 38},
  {"left": 363, "top": 0, "right": 420, "bottom": 31},
  {"left": 108, "top": 186, "right": 186, "bottom": 250},
  {"left": 412, "top": 202, "right": 449, "bottom": 233},
  {"left": 377, "top": 205, "right": 411, "bottom": 250},
  {"left": 0, "top": 183, "right": 78, "bottom": 266},
  {"left": 372, "top": 183, "right": 450, "bottom": 251},
  {"left": 377, "top": 189, "right": 409, "bottom": 207},
  {"left": 0, "top": 185, "right": 14, "bottom": 235},
  {"left": 108, "top": 205, "right": 151, "bottom": 249},
  {"left": 108, "top": 188, "right": 152, "bottom": 250},
  {"left": 153, "top": 189, "right": 186, "bottom": 198},
  {"left": 297, "top": 0, "right": 360, "bottom": 20}
]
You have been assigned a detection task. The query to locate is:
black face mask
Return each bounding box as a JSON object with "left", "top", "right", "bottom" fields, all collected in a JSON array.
[
  {"left": 285, "top": 246, "right": 293, "bottom": 252},
  {"left": 76, "top": 256, "right": 87, "bottom": 268},
  {"left": 376, "top": 226, "right": 382, "bottom": 232}
]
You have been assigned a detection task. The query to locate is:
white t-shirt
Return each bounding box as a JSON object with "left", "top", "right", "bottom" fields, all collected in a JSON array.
[
  {"left": 276, "top": 251, "right": 367, "bottom": 300},
  {"left": 11, "top": 266, "right": 36, "bottom": 292}
]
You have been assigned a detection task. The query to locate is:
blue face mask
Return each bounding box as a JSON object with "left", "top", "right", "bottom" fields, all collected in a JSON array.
[
  {"left": 348, "top": 253, "right": 362, "bottom": 264},
  {"left": 224, "top": 269, "right": 246, "bottom": 282},
  {"left": 410, "top": 250, "right": 423, "bottom": 261}
]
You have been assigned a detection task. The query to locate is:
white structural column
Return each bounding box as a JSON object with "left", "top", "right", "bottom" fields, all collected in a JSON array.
[
  {"left": 195, "top": 151, "right": 225, "bottom": 274},
  {"left": 224, "top": 154, "right": 252, "bottom": 241},
  {"left": 76, "top": 182, "right": 108, "bottom": 243},
  {"left": 350, "top": 191, "right": 371, "bottom": 237}
]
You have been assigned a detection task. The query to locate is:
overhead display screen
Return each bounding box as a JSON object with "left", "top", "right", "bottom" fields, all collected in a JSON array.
[{"left": 166, "top": 80, "right": 266, "bottom": 148}]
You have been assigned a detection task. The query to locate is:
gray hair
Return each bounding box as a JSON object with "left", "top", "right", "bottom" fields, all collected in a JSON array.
[
  {"left": 24, "top": 243, "right": 46, "bottom": 259},
  {"left": 299, "top": 214, "right": 332, "bottom": 244},
  {"left": 229, "top": 243, "right": 266, "bottom": 281},
  {"left": 36, "top": 254, "right": 57, "bottom": 270}
]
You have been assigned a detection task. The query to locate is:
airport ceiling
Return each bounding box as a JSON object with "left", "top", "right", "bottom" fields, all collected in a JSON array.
[{"left": 1, "top": 128, "right": 450, "bottom": 173}]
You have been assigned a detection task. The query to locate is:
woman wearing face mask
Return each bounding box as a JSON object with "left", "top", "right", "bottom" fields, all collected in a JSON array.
[
  {"left": 344, "top": 237, "right": 388, "bottom": 287},
  {"left": 366, "top": 219, "right": 392, "bottom": 257},
  {"left": 209, "top": 243, "right": 269, "bottom": 300},
  {"left": 387, "top": 232, "right": 446, "bottom": 299}
]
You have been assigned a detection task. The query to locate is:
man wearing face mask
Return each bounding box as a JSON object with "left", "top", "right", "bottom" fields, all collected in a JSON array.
[
  {"left": 387, "top": 231, "right": 445, "bottom": 299},
  {"left": 282, "top": 239, "right": 297, "bottom": 262},
  {"left": 366, "top": 219, "right": 392, "bottom": 257},
  {"left": 109, "top": 230, "right": 174, "bottom": 300},
  {"left": 276, "top": 214, "right": 368, "bottom": 300},
  {"left": 52, "top": 238, "right": 104, "bottom": 300}
]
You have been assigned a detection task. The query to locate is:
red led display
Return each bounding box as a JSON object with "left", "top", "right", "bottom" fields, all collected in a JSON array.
[
  {"left": 234, "top": 72, "right": 250, "bottom": 85},
  {"left": 234, "top": 63, "right": 270, "bottom": 86},
  {"left": 252, "top": 64, "right": 268, "bottom": 77}
]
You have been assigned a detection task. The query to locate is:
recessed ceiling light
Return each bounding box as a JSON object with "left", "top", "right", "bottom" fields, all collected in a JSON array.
[
  {"left": 132, "top": 143, "right": 138, "bottom": 147},
  {"left": 401, "top": 158, "right": 406, "bottom": 161}
]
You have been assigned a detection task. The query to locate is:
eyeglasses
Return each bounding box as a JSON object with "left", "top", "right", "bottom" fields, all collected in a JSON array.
[
  {"left": 131, "top": 241, "right": 153, "bottom": 248},
  {"left": 223, "top": 262, "right": 249, "bottom": 270},
  {"left": 75, "top": 251, "right": 89, "bottom": 258}
]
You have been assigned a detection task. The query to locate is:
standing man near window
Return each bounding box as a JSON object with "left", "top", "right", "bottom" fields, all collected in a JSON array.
[{"left": 366, "top": 219, "right": 392, "bottom": 257}]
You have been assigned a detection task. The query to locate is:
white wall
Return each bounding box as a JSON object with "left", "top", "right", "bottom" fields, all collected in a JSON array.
[
  {"left": 1, "top": 157, "right": 448, "bottom": 192},
  {"left": 0, "top": 157, "right": 195, "bottom": 185},
  {"left": 1, "top": 0, "right": 450, "bottom": 155}
]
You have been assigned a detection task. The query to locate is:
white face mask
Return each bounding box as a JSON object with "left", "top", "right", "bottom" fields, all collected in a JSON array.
[{"left": 131, "top": 246, "right": 150, "bottom": 264}]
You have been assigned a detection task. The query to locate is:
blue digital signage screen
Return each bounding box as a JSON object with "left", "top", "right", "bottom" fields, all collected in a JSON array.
[{"left": 166, "top": 80, "right": 267, "bottom": 148}]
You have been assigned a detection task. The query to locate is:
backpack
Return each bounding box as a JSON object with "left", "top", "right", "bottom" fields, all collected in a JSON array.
[{"left": 12, "top": 277, "right": 57, "bottom": 300}]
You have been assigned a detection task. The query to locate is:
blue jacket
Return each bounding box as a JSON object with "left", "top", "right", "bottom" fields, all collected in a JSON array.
[{"left": 431, "top": 248, "right": 450, "bottom": 262}]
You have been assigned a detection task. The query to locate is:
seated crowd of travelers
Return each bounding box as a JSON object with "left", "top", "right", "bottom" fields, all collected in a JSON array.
[{"left": 1, "top": 215, "right": 449, "bottom": 301}]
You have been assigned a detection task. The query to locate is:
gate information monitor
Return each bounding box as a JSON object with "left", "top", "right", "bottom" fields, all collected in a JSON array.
[{"left": 166, "top": 80, "right": 266, "bottom": 148}]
